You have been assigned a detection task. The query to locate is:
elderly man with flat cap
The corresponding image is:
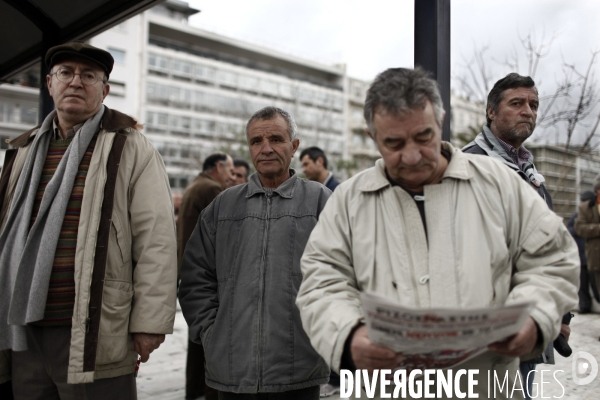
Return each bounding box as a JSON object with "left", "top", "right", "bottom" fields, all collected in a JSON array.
[{"left": 0, "top": 42, "right": 177, "bottom": 398}]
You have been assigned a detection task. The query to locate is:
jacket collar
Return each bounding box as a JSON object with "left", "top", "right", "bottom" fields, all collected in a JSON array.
[
  {"left": 358, "top": 142, "right": 471, "bottom": 193},
  {"left": 473, "top": 125, "right": 534, "bottom": 171},
  {"left": 472, "top": 125, "right": 545, "bottom": 185},
  {"left": 198, "top": 171, "right": 219, "bottom": 184},
  {"left": 442, "top": 142, "right": 472, "bottom": 181},
  {"left": 246, "top": 169, "right": 298, "bottom": 198},
  {"left": 8, "top": 106, "right": 137, "bottom": 148}
]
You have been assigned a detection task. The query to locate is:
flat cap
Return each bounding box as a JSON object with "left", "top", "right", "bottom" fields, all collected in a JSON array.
[{"left": 45, "top": 42, "right": 114, "bottom": 78}]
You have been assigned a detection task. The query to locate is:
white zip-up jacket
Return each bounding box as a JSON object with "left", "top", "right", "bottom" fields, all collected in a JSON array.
[{"left": 297, "top": 142, "right": 578, "bottom": 399}]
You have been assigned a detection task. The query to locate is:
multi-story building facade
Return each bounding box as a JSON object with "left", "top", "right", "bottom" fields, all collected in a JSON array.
[
  {"left": 344, "top": 77, "right": 378, "bottom": 175},
  {"left": 0, "top": 73, "right": 40, "bottom": 170},
  {"left": 88, "top": 0, "right": 347, "bottom": 190},
  {"left": 3, "top": 0, "right": 596, "bottom": 207},
  {"left": 528, "top": 143, "right": 600, "bottom": 220},
  {"left": 450, "top": 92, "right": 486, "bottom": 147}
]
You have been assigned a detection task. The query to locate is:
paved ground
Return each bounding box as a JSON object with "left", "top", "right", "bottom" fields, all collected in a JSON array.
[{"left": 138, "top": 301, "right": 600, "bottom": 400}]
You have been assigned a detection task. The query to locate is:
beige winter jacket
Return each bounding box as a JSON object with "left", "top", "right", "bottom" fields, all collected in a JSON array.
[
  {"left": 297, "top": 142, "right": 578, "bottom": 399},
  {"left": 0, "top": 108, "right": 177, "bottom": 384}
]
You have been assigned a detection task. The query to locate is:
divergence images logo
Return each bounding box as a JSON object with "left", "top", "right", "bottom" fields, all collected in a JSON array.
[{"left": 572, "top": 351, "right": 598, "bottom": 386}]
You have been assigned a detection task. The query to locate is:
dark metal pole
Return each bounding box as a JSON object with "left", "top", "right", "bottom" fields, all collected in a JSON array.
[
  {"left": 38, "top": 38, "right": 54, "bottom": 124},
  {"left": 414, "top": 0, "right": 451, "bottom": 142}
]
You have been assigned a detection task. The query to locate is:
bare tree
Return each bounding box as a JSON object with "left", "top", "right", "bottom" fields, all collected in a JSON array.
[
  {"left": 455, "top": 28, "right": 600, "bottom": 199},
  {"left": 455, "top": 28, "right": 559, "bottom": 104},
  {"left": 455, "top": 44, "right": 492, "bottom": 104},
  {"left": 549, "top": 52, "right": 600, "bottom": 195}
]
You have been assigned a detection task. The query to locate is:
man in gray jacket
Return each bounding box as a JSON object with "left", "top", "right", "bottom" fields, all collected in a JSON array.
[
  {"left": 179, "top": 107, "right": 330, "bottom": 399},
  {"left": 463, "top": 73, "right": 571, "bottom": 400}
]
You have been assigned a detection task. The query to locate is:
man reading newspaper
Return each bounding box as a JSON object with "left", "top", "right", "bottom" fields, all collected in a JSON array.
[{"left": 296, "top": 68, "right": 578, "bottom": 399}]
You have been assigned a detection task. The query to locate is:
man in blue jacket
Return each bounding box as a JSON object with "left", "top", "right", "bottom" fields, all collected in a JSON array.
[{"left": 300, "top": 147, "right": 340, "bottom": 192}]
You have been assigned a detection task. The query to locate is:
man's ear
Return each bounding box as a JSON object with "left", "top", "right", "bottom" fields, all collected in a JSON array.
[
  {"left": 46, "top": 74, "right": 53, "bottom": 96},
  {"left": 487, "top": 107, "right": 495, "bottom": 121},
  {"left": 316, "top": 156, "right": 325, "bottom": 167},
  {"left": 102, "top": 82, "right": 110, "bottom": 101},
  {"left": 291, "top": 138, "right": 300, "bottom": 154},
  {"left": 366, "top": 129, "right": 374, "bottom": 141}
]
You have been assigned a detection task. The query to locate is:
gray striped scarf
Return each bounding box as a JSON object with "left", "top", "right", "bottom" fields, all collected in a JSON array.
[{"left": 0, "top": 106, "right": 104, "bottom": 351}]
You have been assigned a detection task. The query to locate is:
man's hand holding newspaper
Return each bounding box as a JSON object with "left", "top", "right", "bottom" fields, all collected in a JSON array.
[{"left": 351, "top": 293, "right": 535, "bottom": 371}]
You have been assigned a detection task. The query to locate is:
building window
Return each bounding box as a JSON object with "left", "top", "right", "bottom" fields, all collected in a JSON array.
[
  {"left": 172, "top": 59, "right": 192, "bottom": 76},
  {"left": 195, "top": 64, "right": 215, "bottom": 82},
  {"left": 279, "top": 83, "right": 293, "bottom": 99},
  {"left": 239, "top": 75, "right": 258, "bottom": 92},
  {"left": 332, "top": 95, "right": 344, "bottom": 111},
  {"left": 216, "top": 70, "right": 237, "bottom": 87},
  {"left": 148, "top": 54, "right": 169, "bottom": 71},
  {"left": 20, "top": 104, "right": 37, "bottom": 125},
  {"left": 108, "top": 48, "right": 126, "bottom": 65},
  {"left": 261, "top": 80, "right": 278, "bottom": 96},
  {"left": 298, "top": 88, "right": 315, "bottom": 105},
  {"left": 147, "top": 82, "right": 169, "bottom": 102},
  {"left": 157, "top": 113, "right": 168, "bottom": 126},
  {"left": 108, "top": 81, "right": 126, "bottom": 97},
  {"left": 332, "top": 116, "right": 344, "bottom": 133}
]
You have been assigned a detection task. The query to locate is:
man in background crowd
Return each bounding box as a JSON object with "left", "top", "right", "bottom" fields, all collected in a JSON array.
[
  {"left": 300, "top": 146, "right": 340, "bottom": 192},
  {"left": 232, "top": 158, "right": 250, "bottom": 186},
  {"left": 177, "top": 152, "right": 234, "bottom": 400},
  {"left": 576, "top": 183, "right": 600, "bottom": 313},
  {"left": 299, "top": 148, "right": 339, "bottom": 398},
  {"left": 463, "top": 73, "right": 571, "bottom": 400},
  {"left": 569, "top": 191, "right": 600, "bottom": 313},
  {"left": 173, "top": 192, "right": 182, "bottom": 225}
]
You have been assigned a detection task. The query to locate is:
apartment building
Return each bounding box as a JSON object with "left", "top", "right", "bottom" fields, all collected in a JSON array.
[
  {"left": 5, "top": 0, "right": 582, "bottom": 199},
  {"left": 0, "top": 72, "right": 40, "bottom": 169},
  {"left": 87, "top": 0, "right": 347, "bottom": 190}
]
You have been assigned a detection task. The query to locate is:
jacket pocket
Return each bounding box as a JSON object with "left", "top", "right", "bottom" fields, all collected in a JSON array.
[
  {"left": 111, "top": 216, "right": 130, "bottom": 262},
  {"left": 522, "top": 212, "right": 562, "bottom": 254},
  {"left": 203, "top": 279, "right": 236, "bottom": 385},
  {"left": 288, "top": 275, "right": 329, "bottom": 382},
  {"left": 96, "top": 280, "right": 134, "bottom": 365},
  {"left": 106, "top": 217, "right": 132, "bottom": 281}
]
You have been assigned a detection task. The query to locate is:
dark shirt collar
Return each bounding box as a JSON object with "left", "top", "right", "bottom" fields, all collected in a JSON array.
[
  {"left": 52, "top": 117, "right": 84, "bottom": 140},
  {"left": 495, "top": 136, "right": 532, "bottom": 170}
]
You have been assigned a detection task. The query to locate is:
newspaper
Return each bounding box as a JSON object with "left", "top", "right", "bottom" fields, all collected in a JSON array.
[{"left": 360, "top": 292, "right": 534, "bottom": 370}]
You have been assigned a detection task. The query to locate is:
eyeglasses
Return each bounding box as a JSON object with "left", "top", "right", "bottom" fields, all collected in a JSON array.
[{"left": 51, "top": 68, "right": 104, "bottom": 86}]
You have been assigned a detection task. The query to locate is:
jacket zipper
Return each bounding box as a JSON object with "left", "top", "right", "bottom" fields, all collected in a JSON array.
[{"left": 257, "top": 192, "right": 272, "bottom": 390}]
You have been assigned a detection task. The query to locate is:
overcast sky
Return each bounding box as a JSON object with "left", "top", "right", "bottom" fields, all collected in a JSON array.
[{"left": 187, "top": 0, "right": 600, "bottom": 143}]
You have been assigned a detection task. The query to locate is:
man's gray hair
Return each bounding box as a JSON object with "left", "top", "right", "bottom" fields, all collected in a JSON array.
[
  {"left": 364, "top": 67, "right": 444, "bottom": 136},
  {"left": 245, "top": 106, "right": 298, "bottom": 141}
]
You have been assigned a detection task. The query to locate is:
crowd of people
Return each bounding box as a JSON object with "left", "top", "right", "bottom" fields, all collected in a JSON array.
[{"left": 0, "top": 41, "right": 591, "bottom": 400}]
